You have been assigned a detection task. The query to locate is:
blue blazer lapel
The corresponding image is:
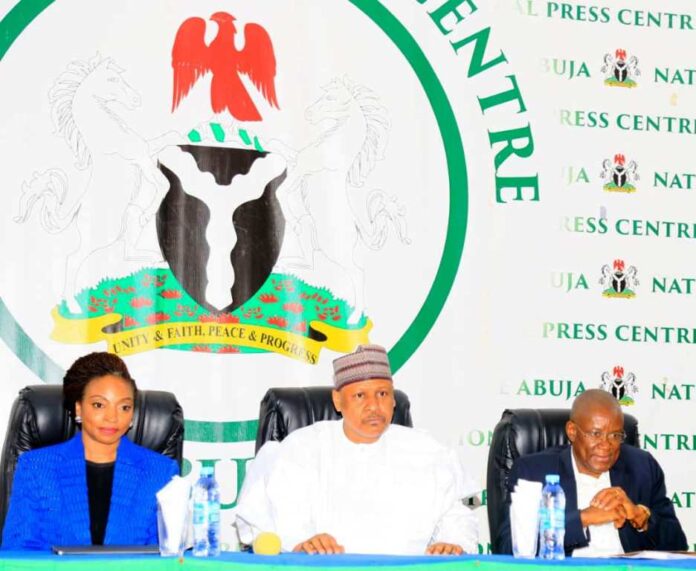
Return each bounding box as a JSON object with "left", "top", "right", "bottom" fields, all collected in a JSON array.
[
  {"left": 104, "top": 437, "right": 142, "bottom": 545},
  {"left": 58, "top": 434, "right": 92, "bottom": 544}
]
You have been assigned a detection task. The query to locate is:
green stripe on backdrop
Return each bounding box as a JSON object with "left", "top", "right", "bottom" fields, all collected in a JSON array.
[
  {"left": 184, "top": 419, "right": 258, "bottom": 443},
  {"left": 0, "top": 298, "right": 64, "bottom": 384},
  {"left": 0, "top": 0, "right": 54, "bottom": 59}
]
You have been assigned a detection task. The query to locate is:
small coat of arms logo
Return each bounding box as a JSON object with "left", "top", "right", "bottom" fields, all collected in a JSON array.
[
  {"left": 600, "top": 259, "right": 639, "bottom": 298},
  {"left": 601, "top": 49, "right": 640, "bottom": 88},
  {"left": 600, "top": 365, "right": 637, "bottom": 406},
  {"left": 600, "top": 153, "right": 639, "bottom": 193}
]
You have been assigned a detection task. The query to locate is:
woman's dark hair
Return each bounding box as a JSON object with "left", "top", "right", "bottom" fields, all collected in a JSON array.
[{"left": 63, "top": 352, "right": 138, "bottom": 417}]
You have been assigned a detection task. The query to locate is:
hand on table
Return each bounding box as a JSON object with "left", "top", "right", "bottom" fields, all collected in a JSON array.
[
  {"left": 293, "top": 533, "right": 344, "bottom": 554},
  {"left": 426, "top": 543, "right": 464, "bottom": 555}
]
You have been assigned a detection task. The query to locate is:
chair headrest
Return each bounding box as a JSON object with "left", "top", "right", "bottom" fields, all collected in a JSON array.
[
  {"left": 254, "top": 386, "right": 413, "bottom": 452},
  {"left": 491, "top": 408, "right": 639, "bottom": 462}
]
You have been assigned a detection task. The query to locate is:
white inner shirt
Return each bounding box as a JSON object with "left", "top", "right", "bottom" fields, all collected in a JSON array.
[{"left": 570, "top": 452, "right": 624, "bottom": 557}]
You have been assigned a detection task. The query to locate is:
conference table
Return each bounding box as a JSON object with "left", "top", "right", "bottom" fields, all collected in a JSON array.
[{"left": 0, "top": 552, "right": 695, "bottom": 571}]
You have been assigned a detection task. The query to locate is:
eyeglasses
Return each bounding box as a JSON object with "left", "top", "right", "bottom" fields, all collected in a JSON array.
[{"left": 574, "top": 425, "right": 626, "bottom": 445}]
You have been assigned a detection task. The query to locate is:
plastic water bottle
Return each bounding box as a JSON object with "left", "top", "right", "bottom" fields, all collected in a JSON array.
[
  {"left": 207, "top": 468, "right": 221, "bottom": 557},
  {"left": 192, "top": 466, "right": 221, "bottom": 557},
  {"left": 538, "top": 474, "right": 565, "bottom": 560}
]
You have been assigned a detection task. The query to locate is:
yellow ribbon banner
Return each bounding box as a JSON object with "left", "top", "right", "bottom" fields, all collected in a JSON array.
[{"left": 50, "top": 308, "right": 372, "bottom": 363}]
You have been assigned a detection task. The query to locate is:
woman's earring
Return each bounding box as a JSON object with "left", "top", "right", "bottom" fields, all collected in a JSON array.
[
  {"left": 75, "top": 415, "right": 82, "bottom": 424},
  {"left": 129, "top": 422, "right": 134, "bottom": 428}
]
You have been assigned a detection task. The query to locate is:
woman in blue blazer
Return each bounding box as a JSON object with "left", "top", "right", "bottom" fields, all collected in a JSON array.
[{"left": 2, "top": 352, "right": 179, "bottom": 550}]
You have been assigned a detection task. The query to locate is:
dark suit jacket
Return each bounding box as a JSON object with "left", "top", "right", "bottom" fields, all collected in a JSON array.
[
  {"left": 497, "top": 444, "right": 687, "bottom": 556},
  {"left": 1, "top": 433, "right": 178, "bottom": 550}
]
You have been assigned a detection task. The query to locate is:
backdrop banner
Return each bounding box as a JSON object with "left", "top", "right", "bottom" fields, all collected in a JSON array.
[{"left": 1, "top": 0, "right": 694, "bottom": 552}]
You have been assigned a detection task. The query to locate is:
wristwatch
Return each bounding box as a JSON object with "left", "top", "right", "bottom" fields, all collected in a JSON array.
[{"left": 631, "top": 504, "right": 651, "bottom": 532}]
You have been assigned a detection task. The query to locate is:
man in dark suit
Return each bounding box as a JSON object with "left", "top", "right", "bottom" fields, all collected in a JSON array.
[{"left": 498, "top": 389, "right": 687, "bottom": 556}]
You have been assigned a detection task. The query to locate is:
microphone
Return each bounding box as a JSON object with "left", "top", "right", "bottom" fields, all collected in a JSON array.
[{"left": 252, "top": 531, "right": 282, "bottom": 555}]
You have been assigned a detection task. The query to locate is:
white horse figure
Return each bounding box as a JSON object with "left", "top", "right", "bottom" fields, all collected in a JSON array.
[
  {"left": 14, "top": 55, "right": 179, "bottom": 313},
  {"left": 274, "top": 77, "right": 409, "bottom": 324}
]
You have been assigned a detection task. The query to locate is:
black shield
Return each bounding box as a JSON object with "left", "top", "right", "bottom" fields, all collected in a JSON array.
[
  {"left": 612, "top": 166, "right": 626, "bottom": 188},
  {"left": 156, "top": 145, "right": 286, "bottom": 312},
  {"left": 614, "top": 62, "right": 627, "bottom": 83},
  {"left": 611, "top": 272, "right": 626, "bottom": 293}
]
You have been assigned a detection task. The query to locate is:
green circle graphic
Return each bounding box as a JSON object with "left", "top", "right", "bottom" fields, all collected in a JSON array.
[{"left": 0, "top": 0, "right": 468, "bottom": 440}]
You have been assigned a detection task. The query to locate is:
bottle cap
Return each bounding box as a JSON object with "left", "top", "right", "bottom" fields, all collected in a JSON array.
[{"left": 545, "top": 474, "right": 560, "bottom": 484}]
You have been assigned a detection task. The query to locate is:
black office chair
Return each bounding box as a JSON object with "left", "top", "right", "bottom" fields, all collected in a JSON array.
[
  {"left": 0, "top": 384, "right": 184, "bottom": 536},
  {"left": 255, "top": 386, "right": 413, "bottom": 452},
  {"left": 486, "top": 408, "right": 639, "bottom": 554}
]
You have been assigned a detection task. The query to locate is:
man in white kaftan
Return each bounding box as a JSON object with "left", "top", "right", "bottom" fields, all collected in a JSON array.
[{"left": 236, "top": 344, "right": 479, "bottom": 555}]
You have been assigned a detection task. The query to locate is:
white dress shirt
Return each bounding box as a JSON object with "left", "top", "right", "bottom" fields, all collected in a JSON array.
[{"left": 570, "top": 452, "right": 624, "bottom": 557}]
